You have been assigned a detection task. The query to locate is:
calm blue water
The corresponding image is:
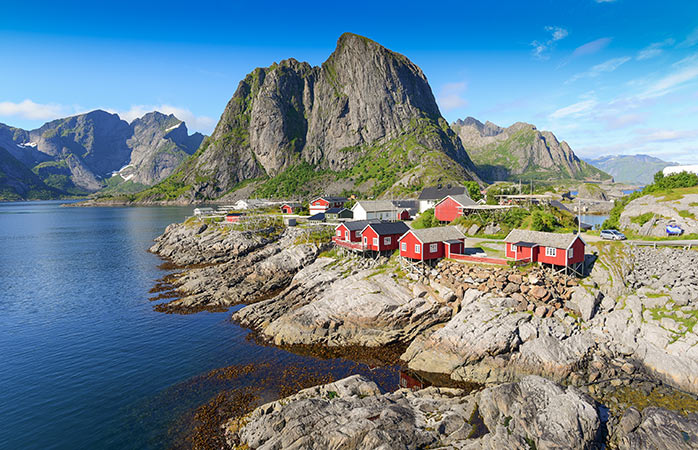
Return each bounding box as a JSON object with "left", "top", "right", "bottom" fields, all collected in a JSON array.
[
  {"left": 577, "top": 214, "right": 609, "bottom": 229},
  {"left": 0, "top": 201, "right": 395, "bottom": 449}
]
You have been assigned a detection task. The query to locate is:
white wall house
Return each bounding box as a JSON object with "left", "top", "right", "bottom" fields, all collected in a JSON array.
[{"left": 351, "top": 200, "right": 396, "bottom": 221}]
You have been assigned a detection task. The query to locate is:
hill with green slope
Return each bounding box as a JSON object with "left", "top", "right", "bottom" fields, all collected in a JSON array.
[
  {"left": 0, "top": 146, "right": 61, "bottom": 201},
  {"left": 585, "top": 154, "right": 676, "bottom": 185},
  {"left": 453, "top": 117, "right": 611, "bottom": 182}
]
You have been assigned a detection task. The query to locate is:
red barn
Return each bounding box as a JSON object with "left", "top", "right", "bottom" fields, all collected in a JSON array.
[
  {"left": 360, "top": 222, "right": 410, "bottom": 252},
  {"left": 309, "top": 196, "right": 347, "bottom": 215},
  {"left": 434, "top": 194, "right": 476, "bottom": 222},
  {"left": 398, "top": 226, "right": 466, "bottom": 261},
  {"left": 281, "top": 203, "right": 301, "bottom": 214},
  {"left": 504, "top": 229, "right": 586, "bottom": 274}
]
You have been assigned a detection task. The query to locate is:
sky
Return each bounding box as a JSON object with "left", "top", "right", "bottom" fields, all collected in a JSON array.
[{"left": 1, "top": 0, "right": 697, "bottom": 163}]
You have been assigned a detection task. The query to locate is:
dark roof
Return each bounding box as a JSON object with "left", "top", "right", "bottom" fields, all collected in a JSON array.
[
  {"left": 364, "top": 221, "right": 410, "bottom": 236},
  {"left": 513, "top": 241, "right": 538, "bottom": 248},
  {"left": 308, "top": 213, "right": 325, "bottom": 221},
  {"left": 550, "top": 200, "right": 571, "bottom": 212},
  {"left": 283, "top": 202, "right": 302, "bottom": 208},
  {"left": 418, "top": 185, "right": 466, "bottom": 200},
  {"left": 341, "top": 219, "right": 381, "bottom": 231},
  {"left": 444, "top": 239, "right": 463, "bottom": 244},
  {"left": 226, "top": 212, "right": 244, "bottom": 217},
  {"left": 325, "top": 207, "right": 344, "bottom": 214}
]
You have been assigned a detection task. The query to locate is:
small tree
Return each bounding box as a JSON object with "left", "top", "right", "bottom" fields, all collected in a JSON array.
[{"left": 463, "top": 181, "right": 483, "bottom": 201}]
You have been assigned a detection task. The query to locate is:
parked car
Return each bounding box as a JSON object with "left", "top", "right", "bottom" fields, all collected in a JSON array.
[
  {"left": 600, "top": 229, "right": 627, "bottom": 240},
  {"left": 666, "top": 223, "right": 684, "bottom": 236}
]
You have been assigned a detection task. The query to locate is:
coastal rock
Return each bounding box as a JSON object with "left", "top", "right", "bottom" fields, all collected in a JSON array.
[
  {"left": 227, "top": 374, "right": 602, "bottom": 450},
  {"left": 614, "top": 407, "right": 698, "bottom": 450}
]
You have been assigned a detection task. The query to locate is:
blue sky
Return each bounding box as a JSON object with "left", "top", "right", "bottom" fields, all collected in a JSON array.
[{"left": 1, "top": 0, "right": 697, "bottom": 163}]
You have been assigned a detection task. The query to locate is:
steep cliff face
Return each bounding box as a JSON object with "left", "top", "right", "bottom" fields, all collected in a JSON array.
[
  {"left": 453, "top": 117, "right": 610, "bottom": 182},
  {"left": 145, "top": 33, "right": 479, "bottom": 201},
  {"left": 0, "top": 110, "right": 204, "bottom": 196},
  {"left": 0, "top": 146, "right": 59, "bottom": 200}
]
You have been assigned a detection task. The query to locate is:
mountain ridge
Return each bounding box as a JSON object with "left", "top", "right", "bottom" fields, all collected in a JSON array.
[
  {"left": 452, "top": 117, "right": 611, "bottom": 182},
  {"left": 0, "top": 110, "right": 204, "bottom": 199},
  {"left": 129, "top": 32, "right": 480, "bottom": 203},
  {"left": 584, "top": 154, "right": 676, "bottom": 185}
]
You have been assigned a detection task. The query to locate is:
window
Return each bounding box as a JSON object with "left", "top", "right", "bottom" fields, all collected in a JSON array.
[
  {"left": 545, "top": 247, "right": 557, "bottom": 257},
  {"left": 511, "top": 244, "right": 517, "bottom": 253},
  {"left": 345, "top": 230, "right": 349, "bottom": 240},
  {"left": 401, "top": 242, "right": 406, "bottom": 251},
  {"left": 430, "top": 243, "right": 438, "bottom": 253},
  {"left": 373, "top": 238, "right": 378, "bottom": 246},
  {"left": 384, "top": 237, "right": 391, "bottom": 245},
  {"left": 568, "top": 247, "right": 574, "bottom": 259},
  {"left": 336, "top": 230, "right": 341, "bottom": 237},
  {"left": 363, "top": 236, "right": 367, "bottom": 245},
  {"left": 415, "top": 244, "right": 421, "bottom": 253}
]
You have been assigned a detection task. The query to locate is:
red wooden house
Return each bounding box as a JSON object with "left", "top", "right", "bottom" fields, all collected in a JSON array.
[
  {"left": 333, "top": 220, "right": 379, "bottom": 251},
  {"left": 504, "top": 229, "right": 586, "bottom": 274},
  {"left": 225, "top": 213, "right": 244, "bottom": 223},
  {"left": 434, "top": 194, "right": 476, "bottom": 222},
  {"left": 398, "top": 226, "right": 466, "bottom": 261},
  {"left": 397, "top": 209, "right": 411, "bottom": 221},
  {"left": 281, "top": 203, "right": 302, "bottom": 214},
  {"left": 309, "top": 196, "right": 347, "bottom": 215},
  {"left": 360, "top": 222, "right": 410, "bottom": 252}
]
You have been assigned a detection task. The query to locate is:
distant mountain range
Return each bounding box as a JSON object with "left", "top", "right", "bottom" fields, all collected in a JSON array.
[
  {"left": 0, "top": 110, "right": 204, "bottom": 200},
  {"left": 584, "top": 154, "right": 676, "bottom": 185},
  {"left": 452, "top": 117, "right": 611, "bottom": 183}
]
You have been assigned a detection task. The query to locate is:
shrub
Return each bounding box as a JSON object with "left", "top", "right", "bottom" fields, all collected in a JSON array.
[{"left": 412, "top": 208, "right": 439, "bottom": 229}]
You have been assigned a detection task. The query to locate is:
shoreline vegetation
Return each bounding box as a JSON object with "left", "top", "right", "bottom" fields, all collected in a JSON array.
[{"left": 148, "top": 214, "right": 698, "bottom": 449}]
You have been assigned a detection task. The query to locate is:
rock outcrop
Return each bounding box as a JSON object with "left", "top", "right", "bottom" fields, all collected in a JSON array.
[
  {"left": 226, "top": 374, "right": 603, "bottom": 450},
  {"left": 619, "top": 192, "right": 698, "bottom": 237},
  {"left": 137, "top": 33, "right": 480, "bottom": 202},
  {"left": 452, "top": 117, "right": 610, "bottom": 182}
]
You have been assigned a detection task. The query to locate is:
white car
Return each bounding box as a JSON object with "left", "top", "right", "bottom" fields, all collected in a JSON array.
[{"left": 600, "top": 229, "right": 626, "bottom": 240}]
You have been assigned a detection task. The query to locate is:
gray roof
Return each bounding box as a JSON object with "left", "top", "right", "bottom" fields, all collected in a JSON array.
[
  {"left": 308, "top": 213, "right": 325, "bottom": 221},
  {"left": 550, "top": 200, "right": 571, "bottom": 212},
  {"left": 504, "top": 229, "right": 581, "bottom": 249},
  {"left": 325, "top": 207, "right": 349, "bottom": 214},
  {"left": 341, "top": 219, "right": 381, "bottom": 231},
  {"left": 283, "top": 202, "right": 302, "bottom": 208},
  {"left": 445, "top": 194, "right": 476, "bottom": 207},
  {"left": 354, "top": 200, "right": 396, "bottom": 212},
  {"left": 402, "top": 226, "right": 465, "bottom": 243},
  {"left": 418, "top": 185, "right": 466, "bottom": 200},
  {"left": 315, "top": 196, "right": 347, "bottom": 203},
  {"left": 364, "top": 221, "right": 410, "bottom": 236}
]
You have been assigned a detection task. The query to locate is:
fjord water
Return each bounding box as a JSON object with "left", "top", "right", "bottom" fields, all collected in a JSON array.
[{"left": 0, "top": 202, "right": 393, "bottom": 449}]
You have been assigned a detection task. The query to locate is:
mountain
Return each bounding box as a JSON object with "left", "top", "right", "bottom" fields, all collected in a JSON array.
[
  {"left": 452, "top": 117, "right": 611, "bottom": 182},
  {"left": 133, "top": 33, "right": 480, "bottom": 203},
  {"left": 0, "top": 111, "right": 204, "bottom": 197},
  {"left": 0, "top": 146, "right": 60, "bottom": 201},
  {"left": 585, "top": 154, "right": 676, "bottom": 185}
]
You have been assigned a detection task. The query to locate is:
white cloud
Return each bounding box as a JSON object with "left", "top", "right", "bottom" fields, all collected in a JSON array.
[
  {"left": 636, "top": 39, "right": 675, "bottom": 60},
  {"left": 530, "top": 26, "right": 569, "bottom": 60},
  {"left": 571, "top": 37, "right": 612, "bottom": 57},
  {"left": 0, "top": 99, "right": 67, "bottom": 120},
  {"left": 549, "top": 99, "right": 597, "bottom": 120},
  {"left": 567, "top": 56, "right": 631, "bottom": 83},
  {"left": 111, "top": 104, "right": 216, "bottom": 134},
  {"left": 437, "top": 82, "right": 468, "bottom": 111},
  {"left": 679, "top": 27, "right": 698, "bottom": 48},
  {"left": 639, "top": 64, "right": 698, "bottom": 99}
]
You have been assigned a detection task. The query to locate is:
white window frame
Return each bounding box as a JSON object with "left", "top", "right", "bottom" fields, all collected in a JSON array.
[
  {"left": 511, "top": 244, "right": 517, "bottom": 253},
  {"left": 545, "top": 247, "right": 557, "bottom": 257},
  {"left": 345, "top": 230, "right": 349, "bottom": 240},
  {"left": 373, "top": 237, "right": 378, "bottom": 246},
  {"left": 363, "top": 236, "right": 367, "bottom": 245},
  {"left": 384, "top": 236, "right": 391, "bottom": 245},
  {"left": 415, "top": 244, "right": 421, "bottom": 253},
  {"left": 401, "top": 242, "right": 406, "bottom": 251},
  {"left": 336, "top": 230, "right": 341, "bottom": 237},
  {"left": 568, "top": 247, "right": 574, "bottom": 259},
  {"left": 429, "top": 243, "right": 438, "bottom": 253}
]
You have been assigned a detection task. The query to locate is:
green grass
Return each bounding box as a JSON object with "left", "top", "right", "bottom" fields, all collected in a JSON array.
[
  {"left": 678, "top": 210, "right": 696, "bottom": 220},
  {"left": 630, "top": 212, "right": 656, "bottom": 226}
]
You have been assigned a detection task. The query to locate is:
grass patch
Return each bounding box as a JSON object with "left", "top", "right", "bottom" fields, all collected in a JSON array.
[{"left": 678, "top": 209, "right": 696, "bottom": 220}]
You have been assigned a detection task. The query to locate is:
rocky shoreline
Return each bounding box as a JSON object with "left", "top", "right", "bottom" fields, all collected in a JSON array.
[{"left": 150, "top": 218, "right": 698, "bottom": 449}]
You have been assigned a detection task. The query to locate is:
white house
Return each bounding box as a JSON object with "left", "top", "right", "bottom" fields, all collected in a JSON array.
[
  {"left": 351, "top": 200, "right": 398, "bottom": 221},
  {"left": 417, "top": 185, "right": 467, "bottom": 212},
  {"left": 663, "top": 165, "right": 698, "bottom": 177}
]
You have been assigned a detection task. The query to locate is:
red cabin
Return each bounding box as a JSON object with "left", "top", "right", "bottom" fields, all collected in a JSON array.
[
  {"left": 225, "top": 213, "right": 244, "bottom": 223},
  {"left": 397, "top": 209, "right": 411, "bottom": 221},
  {"left": 281, "top": 203, "right": 301, "bottom": 214},
  {"left": 309, "top": 196, "right": 347, "bottom": 215},
  {"left": 434, "top": 194, "right": 476, "bottom": 223},
  {"left": 333, "top": 220, "right": 380, "bottom": 251},
  {"left": 398, "top": 226, "right": 466, "bottom": 261},
  {"left": 504, "top": 229, "right": 586, "bottom": 273},
  {"left": 360, "top": 222, "right": 410, "bottom": 252}
]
